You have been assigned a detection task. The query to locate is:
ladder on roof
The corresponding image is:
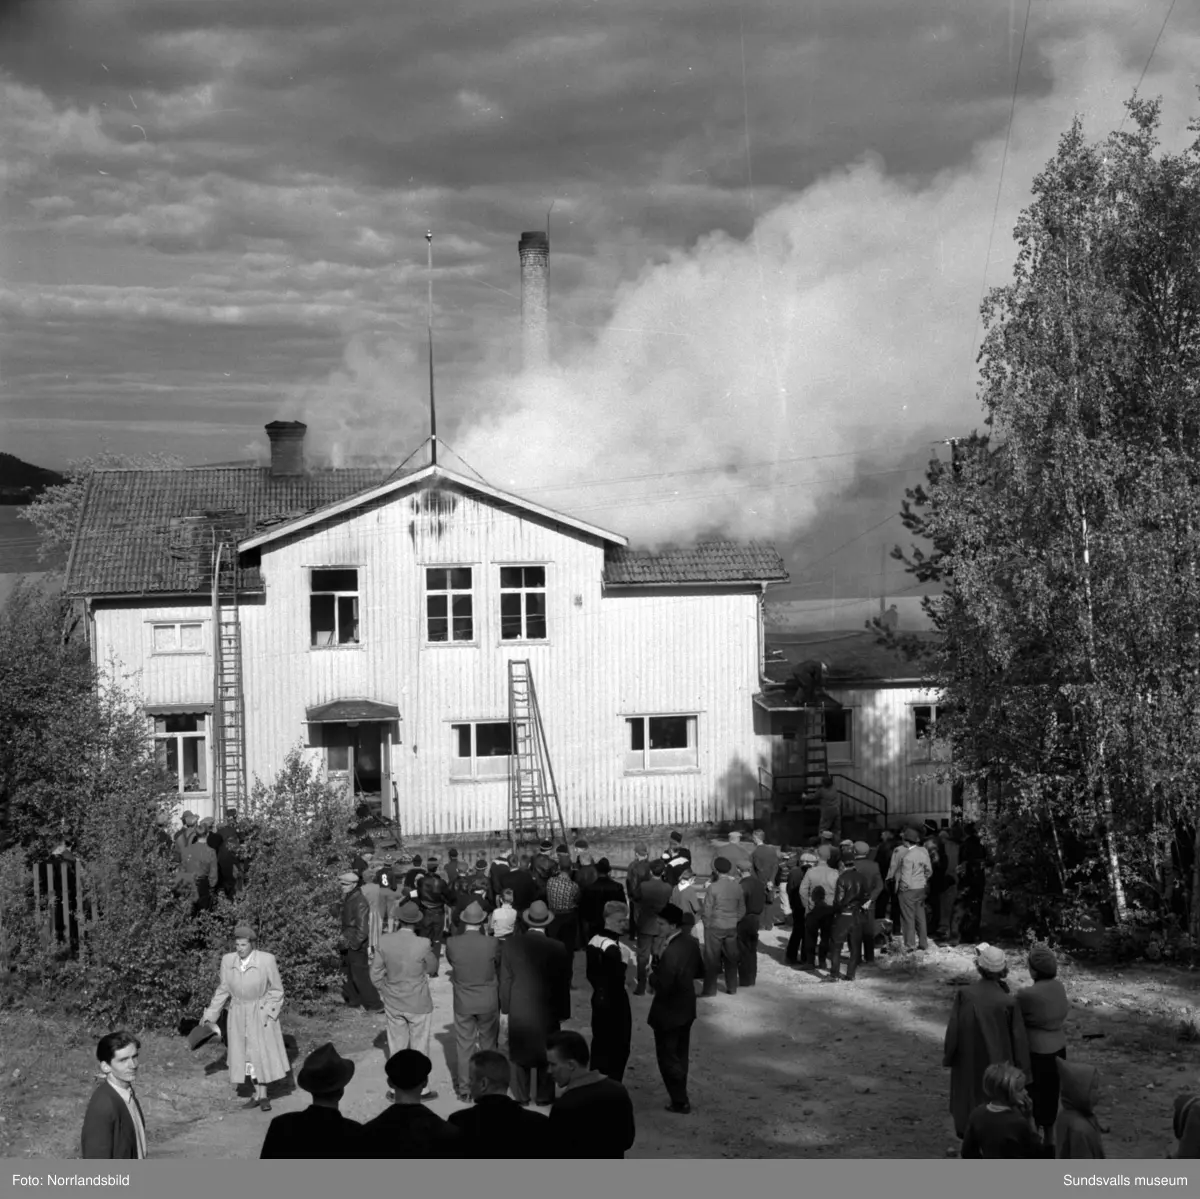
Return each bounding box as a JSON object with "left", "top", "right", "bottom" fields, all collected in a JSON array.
[
  {"left": 507, "top": 660, "right": 565, "bottom": 851},
  {"left": 212, "top": 541, "right": 247, "bottom": 815}
]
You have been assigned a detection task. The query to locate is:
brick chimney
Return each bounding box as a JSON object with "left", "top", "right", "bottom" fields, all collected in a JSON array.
[
  {"left": 265, "top": 420, "right": 307, "bottom": 476},
  {"left": 519, "top": 231, "right": 549, "bottom": 370}
]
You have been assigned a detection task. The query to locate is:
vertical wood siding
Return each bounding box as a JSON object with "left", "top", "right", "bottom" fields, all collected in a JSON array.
[{"left": 91, "top": 487, "right": 772, "bottom": 834}]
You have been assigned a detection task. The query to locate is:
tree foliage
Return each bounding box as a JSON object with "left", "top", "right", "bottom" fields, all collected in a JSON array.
[{"left": 888, "top": 98, "right": 1200, "bottom": 939}]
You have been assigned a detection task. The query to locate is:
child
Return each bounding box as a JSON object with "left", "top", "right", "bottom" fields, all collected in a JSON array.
[
  {"left": 801, "top": 885, "right": 834, "bottom": 969},
  {"left": 1055, "top": 1060, "right": 1105, "bottom": 1159},
  {"left": 488, "top": 888, "right": 518, "bottom": 940},
  {"left": 961, "top": 1062, "right": 1046, "bottom": 1159}
]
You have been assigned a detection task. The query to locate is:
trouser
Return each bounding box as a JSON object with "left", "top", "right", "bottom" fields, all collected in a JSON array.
[
  {"left": 829, "top": 911, "right": 864, "bottom": 980},
  {"left": 510, "top": 1060, "right": 555, "bottom": 1106},
  {"left": 736, "top": 915, "right": 761, "bottom": 986},
  {"left": 590, "top": 994, "right": 632, "bottom": 1083},
  {"left": 938, "top": 884, "right": 958, "bottom": 934},
  {"left": 1029, "top": 1048, "right": 1066, "bottom": 1131},
  {"left": 888, "top": 881, "right": 901, "bottom": 929},
  {"left": 786, "top": 890, "right": 804, "bottom": 962},
  {"left": 801, "top": 916, "right": 832, "bottom": 966},
  {"left": 385, "top": 1009, "right": 432, "bottom": 1059},
  {"left": 702, "top": 927, "right": 739, "bottom": 995},
  {"left": 419, "top": 910, "right": 445, "bottom": 967},
  {"left": 636, "top": 931, "right": 661, "bottom": 992},
  {"left": 653, "top": 1022, "right": 693, "bottom": 1106},
  {"left": 898, "top": 887, "right": 928, "bottom": 949},
  {"left": 953, "top": 886, "right": 984, "bottom": 942},
  {"left": 860, "top": 909, "right": 876, "bottom": 962},
  {"left": 452, "top": 1008, "right": 499, "bottom": 1098},
  {"left": 342, "top": 948, "right": 383, "bottom": 1010}
]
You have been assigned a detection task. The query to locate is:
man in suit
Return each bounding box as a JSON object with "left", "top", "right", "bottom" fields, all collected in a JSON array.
[
  {"left": 647, "top": 903, "right": 704, "bottom": 1114},
  {"left": 444, "top": 901, "right": 503, "bottom": 1102},
  {"left": 360, "top": 1051, "right": 460, "bottom": 1158},
  {"left": 416, "top": 865, "right": 451, "bottom": 969},
  {"left": 81, "top": 1031, "right": 147, "bottom": 1159},
  {"left": 370, "top": 900, "right": 438, "bottom": 1098},
  {"left": 631, "top": 859, "right": 672, "bottom": 995},
  {"left": 260, "top": 1043, "right": 362, "bottom": 1159},
  {"left": 546, "top": 1030, "right": 636, "bottom": 1158},
  {"left": 499, "top": 900, "right": 572, "bottom": 1107},
  {"left": 447, "top": 1050, "right": 548, "bottom": 1155}
]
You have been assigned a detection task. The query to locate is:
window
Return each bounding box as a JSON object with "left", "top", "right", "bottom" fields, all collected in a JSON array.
[
  {"left": 154, "top": 713, "right": 209, "bottom": 794},
  {"left": 624, "top": 715, "right": 698, "bottom": 773},
  {"left": 451, "top": 721, "right": 514, "bottom": 780},
  {"left": 310, "top": 569, "right": 360, "bottom": 647},
  {"left": 913, "top": 703, "right": 951, "bottom": 762},
  {"left": 500, "top": 566, "right": 547, "bottom": 640},
  {"left": 426, "top": 567, "right": 474, "bottom": 643},
  {"left": 151, "top": 622, "right": 204, "bottom": 654},
  {"left": 823, "top": 708, "right": 854, "bottom": 766}
]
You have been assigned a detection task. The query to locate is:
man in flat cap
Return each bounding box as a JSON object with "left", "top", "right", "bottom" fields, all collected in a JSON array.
[
  {"left": 700, "top": 856, "right": 744, "bottom": 997},
  {"left": 625, "top": 843, "right": 653, "bottom": 940},
  {"left": 260, "top": 1043, "right": 362, "bottom": 1159},
  {"left": 339, "top": 871, "right": 383, "bottom": 1012},
  {"left": 371, "top": 901, "right": 438, "bottom": 1096},
  {"left": 444, "top": 901, "right": 502, "bottom": 1102},
  {"left": 849, "top": 841, "right": 884, "bottom": 965},
  {"left": 360, "top": 1051, "right": 460, "bottom": 1157}
]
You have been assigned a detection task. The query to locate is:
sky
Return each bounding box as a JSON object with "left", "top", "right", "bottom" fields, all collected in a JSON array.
[{"left": 2, "top": 0, "right": 1199, "bottom": 603}]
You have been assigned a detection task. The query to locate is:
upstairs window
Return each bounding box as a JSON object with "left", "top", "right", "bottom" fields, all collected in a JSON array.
[
  {"left": 426, "top": 567, "right": 474, "bottom": 643},
  {"left": 451, "top": 720, "right": 514, "bottom": 780},
  {"left": 624, "top": 714, "right": 698, "bottom": 773},
  {"left": 152, "top": 622, "right": 204, "bottom": 654},
  {"left": 311, "top": 569, "right": 360, "bottom": 647},
  {"left": 912, "top": 703, "right": 951, "bottom": 762},
  {"left": 500, "top": 566, "right": 547, "bottom": 640},
  {"left": 154, "top": 713, "right": 209, "bottom": 794}
]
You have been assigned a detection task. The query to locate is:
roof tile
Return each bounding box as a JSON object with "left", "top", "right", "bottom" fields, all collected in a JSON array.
[{"left": 603, "top": 541, "right": 787, "bottom": 585}]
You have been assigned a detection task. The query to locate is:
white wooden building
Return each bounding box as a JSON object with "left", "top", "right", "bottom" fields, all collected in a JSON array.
[
  {"left": 65, "top": 424, "right": 788, "bottom": 836},
  {"left": 756, "top": 630, "right": 954, "bottom": 831}
]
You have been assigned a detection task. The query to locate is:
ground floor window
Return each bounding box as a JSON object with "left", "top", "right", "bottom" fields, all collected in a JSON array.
[
  {"left": 624, "top": 714, "right": 698, "bottom": 772},
  {"left": 451, "top": 721, "right": 514, "bottom": 780},
  {"left": 153, "top": 713, "right": 209, "bottom": 794}
]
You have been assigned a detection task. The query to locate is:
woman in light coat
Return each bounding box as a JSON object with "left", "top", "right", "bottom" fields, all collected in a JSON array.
[{"left": 200, "top": 923, "right": 289, "bottom": 1112}]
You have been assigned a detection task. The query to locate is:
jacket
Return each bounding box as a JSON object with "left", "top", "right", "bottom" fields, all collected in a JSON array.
[
  {"left": 750, "top": 843, "right": 780, "bottom": 887},
  {"left": 507, "top": 868, "right": 540, "bottom": 913},
  {"left": 890, "top": 843, "right": 933, "bottom": 892},
  {"left": 701, "top": 874, "right": 745, "bottom": 930},
  {"left": 260, "top": 1105, "right": 364, "bottom": 1159},
  {"left": 633, "top": 876, "right": 673, "bottom": 933},
  {"left": 739, "top": 874, "right": 767, "bottom": 918},
  {"left": 499, "top": 931, "right": 572, "bottom": 1067},
  {"left": 487, "top": 859, "right": 512, "bottom": 904},
  {"left": 832, "top": 867, "right": 869, "bottom": 916},
  {"left": 625, "top": 858, "right": 652, "bottom": 904},
  {"left": 1015, "top": 977, "right": 1069, "bottom": 1055},
  {"left": 340, "top": 887, "right": 372, "bottom": 953},
  {"left": 647, "top": 930, "right": 704, "bottom": 1030},
  {"left": 798, "top": 863, "right": 839, "bottom": 913},
  {"left": 670, "top": 880, "right": 706, "bottom": 927},
  {"left": 851, "top": 857, "right": 885, "bottom": 908},
  {"left": 80, "top": 1080, "right": 146, "bottom": 1160},
  {"left": 369, "top": 928, "right": 438, "bottom": 1015},
  {"left": 178, "top": 839, "right": 218, "bottom": 890},
  {"left": 578, "top": 875, "right": 627, "bottom": 938},
  {"left": 417, "top": 872, "right": 449, "bottom": 911},
  {"left": 444, "top": 930, "right": 502, "bottom": 1015},
  {"left": 447, "top": 1094, "right": 550, "bottom": 1158},
  {"left": 548, "top": 1072, "right": 636, "bottom": 1159},
  {"left": 359, "top": 1103, "right": 461, "bottom": 1158}
]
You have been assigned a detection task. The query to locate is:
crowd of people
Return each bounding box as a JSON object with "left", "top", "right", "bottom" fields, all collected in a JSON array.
[{"left": 77, "top": 815, "right": 1198, "bottom": 1160}]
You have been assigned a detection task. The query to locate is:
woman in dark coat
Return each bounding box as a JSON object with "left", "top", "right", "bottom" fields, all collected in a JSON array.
[{"left": 944, "top": 943, "right": 1031, "bottom": 1139}]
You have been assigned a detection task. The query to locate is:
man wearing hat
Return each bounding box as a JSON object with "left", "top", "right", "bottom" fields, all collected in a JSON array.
[
  {"left": 499, "top": 900, "right": 572, "bottom": 1107},
  {"left": 631, "top": 859, "right": 673, "bottom": 996},
  {"left": 700, "top": 856, "right": 745, "bottom": 997},
  {"left": 784, "top": 850, "right": 817, "bottom": 964},
  {"left": 360, "top": 1050, "right": 460, "bottom": 1157},
  {"left": 451, "top": 859, "right": 494, "bottom": 934},
  {"left": 448, "top": 1050, "right": 550, "bottom": 1152},
  {"left": 339, "top": 871, "right": 383, "bottom": 1012},
  {"left": 647, "top": 902, "right": 704, "bottom": 1114},
  {"left": 259, "top": 1043, "right": 363, "bottom": 1159},
  {"left": 888, "top": 827, "right": 933, "bottom": 951},
  {"left": 668, "top": 864, "right": 705, "bottom": 942},
  {"left": 444, "top": 902, "right": 503, "bottom": 1102},
  {"left": 371, "top": 901, "right": 438, "bottom": 1090},
  {"left": 849, "top": 841, "right": 884, "bottom": 964},
  {"left": 173, "top": 810, "right": 199, "bottom": 855}
]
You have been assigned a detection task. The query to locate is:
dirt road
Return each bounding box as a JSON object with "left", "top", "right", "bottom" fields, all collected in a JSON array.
[{"left": 148, "top": 927, "right": 1199, "bottom": 1159}]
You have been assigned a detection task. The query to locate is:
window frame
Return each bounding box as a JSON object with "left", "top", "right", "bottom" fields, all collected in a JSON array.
[
  {"left": 449, "top": 719, "right": 516, "bottom": 782},
  {"left": 910, "top": 701, "right": 951, "bottom": 763},
  {"left": 152, "top": 712, "right": 211, "bottom": 796},
  {"left": 149, "top": 621, "right": 206, "bottom": 655},
  {"left": 498, "top": 563, "right": 548, "bottom": 643},
  {"left": 822, "top": 706, "right": 855, "bottom": 767},
  {"left": 424, "top": 564, "right": 477, "bottom": 646},
  {"left": 309, "top": 566, "right": 361, "bottom": 650},
  {"left": 623, "top": 713, "right": 700, "bottom": 775}
]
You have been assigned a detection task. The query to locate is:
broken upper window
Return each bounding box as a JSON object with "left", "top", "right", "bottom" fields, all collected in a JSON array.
[
  {"left": 426, "top": 566, "right": 474, "bottom": 643},
  {"left": 311, "top": 568, "right": 360, "bottom": 647},
  {"left": 499, "top": 565, "right": 547, "bottom": 641}
]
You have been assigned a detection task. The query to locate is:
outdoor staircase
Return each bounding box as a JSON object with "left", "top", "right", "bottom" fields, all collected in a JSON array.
[
  {"left": 211, "top": 540, "right": 247, "bottom": 814},
  {"left": 507, "top": 659, "right": 566, "bottom": 850}
]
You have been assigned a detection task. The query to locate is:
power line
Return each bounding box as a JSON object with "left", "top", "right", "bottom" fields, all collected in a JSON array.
[
  {"left": 788, "top": 514, "right": 898, "bottom": 581},
  {"left": 1118, "top": 0, "right": 1178, "bottom": 134}
]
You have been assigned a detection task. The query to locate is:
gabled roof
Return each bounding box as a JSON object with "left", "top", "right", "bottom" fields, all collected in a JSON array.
[
  {"left": 237, "top": 464, "right": 628, "bottom": 552},
  {"left": 603, "top": 541, "right": 787, "bottom": 586}
]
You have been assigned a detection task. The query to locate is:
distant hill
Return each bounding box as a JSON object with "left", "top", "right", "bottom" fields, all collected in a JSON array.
[{"left": 0, "top": 453, "right": 64, "bottom": 504}]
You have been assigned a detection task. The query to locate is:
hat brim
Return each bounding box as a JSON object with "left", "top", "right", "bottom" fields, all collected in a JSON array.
[
  {"left": 186, "top": 1023, "right": 220, "bottom": 1051},
  {"left": 298, "top": 1059, "right": 355, "bottom": 1093},
  {"left": 522, "top": 909, "right": 553, "bottom": 926}
]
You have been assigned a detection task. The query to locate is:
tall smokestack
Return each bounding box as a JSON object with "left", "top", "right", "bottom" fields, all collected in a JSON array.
[
  {"left": 519, "top": 231, "right": 549, "bottom": 370},
  {"left": 265, "top": 420, "right": 307, "bottom": 476}
]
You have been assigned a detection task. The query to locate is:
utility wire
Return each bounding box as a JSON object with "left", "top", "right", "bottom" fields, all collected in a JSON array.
[{"left": 1118, "top": 0, "right": 1177, "bottom": 134}]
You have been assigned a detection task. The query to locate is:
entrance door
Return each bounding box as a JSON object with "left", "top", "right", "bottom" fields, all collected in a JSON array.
[{"left": 321, "top": 723, "right": 387, "bottom": 816}]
